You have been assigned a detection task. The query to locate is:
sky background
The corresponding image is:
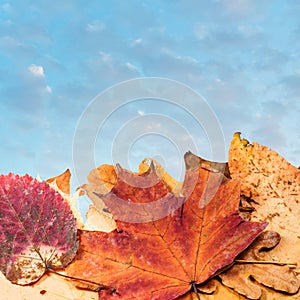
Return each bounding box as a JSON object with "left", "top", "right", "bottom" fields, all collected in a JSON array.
[{"left": 1, "top": 1, "right": 300, "bottom": 193}]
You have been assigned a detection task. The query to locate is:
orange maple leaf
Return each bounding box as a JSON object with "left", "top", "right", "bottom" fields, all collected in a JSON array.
[{"left": 66, "top": 152, "right": 267, "bottom": 299}]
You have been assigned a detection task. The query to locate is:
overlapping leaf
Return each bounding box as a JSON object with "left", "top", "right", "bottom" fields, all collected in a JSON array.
[
  {"left": 0, "top": 173, "right": 79, "bottom": 285},
  {"left": 66, "top": 152, "right": 266, "bottom": 299},
  {"left": 220, "top": 231, "right": 299, "bottom": 299},
  {"left": 227, "top": 132, "right": 300, "bottom": 299}
]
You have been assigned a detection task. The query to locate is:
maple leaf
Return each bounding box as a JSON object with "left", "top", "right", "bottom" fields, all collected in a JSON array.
[
  {"left": 0, "top": 173, "right": 79, "bottom": 285},
  {"left": 66, "top": 152, "right": 267, "bottom": 299}
]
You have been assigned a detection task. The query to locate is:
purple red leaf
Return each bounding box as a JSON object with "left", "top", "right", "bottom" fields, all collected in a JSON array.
[{"left": 0, "top": 173, "right": 79, "bottom": 285}]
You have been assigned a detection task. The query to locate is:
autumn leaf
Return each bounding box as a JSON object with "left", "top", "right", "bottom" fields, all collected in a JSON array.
[
  {"left": 80, "top": 164, "right": 118, "bottom": 232},
  {"left": 82, "top": 160, "right": 184, "bottom": 232},
  {"left": 219, "top": 231, "right": 299, "bottom": 299},
  {"left": 0, "top": 173, "right": 79, "bottom": 285},
  {"left": 46, "top": 169, "right": 71, "bottom": 194},
  {"left": 227, "top": 132, "right": 300, "bottom": 299},
  {"left": 47, "top": 169, "right": 85, "bottom": 229},
  {"left": 66, "top": 152, "right": 267, "bottom": 299}
]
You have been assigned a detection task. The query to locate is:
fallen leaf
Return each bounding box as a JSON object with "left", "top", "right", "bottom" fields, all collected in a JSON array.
[
  {"left": 46, "top": 169, "right": 71, "bottom": 194},
  {"left": 228, "top": 132, "right": 300, "bottom": 299},
  {"left": 82, "top": 159, "right": 183, "bottom": 232},
  {"left": 220, "top": 231, "right": 299, "bottom": 299},
  {"left": 47, "top": 170, "right": 85, "bottom": 229},
  {"left": 66, "top": 152, "right": 267, "bottom": 299},
  {"left": 85, "top": 204, "right": 116, "bottom": 232},
  {"left": 79, "top": 164, "right": 118, "bottom": 232},
  {"left": 0, "top": 173, "right": 79, "bottom": 285}
]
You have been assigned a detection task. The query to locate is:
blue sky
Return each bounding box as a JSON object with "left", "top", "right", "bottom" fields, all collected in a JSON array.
[{"left": 1, "top": 0, "right": 300, "bottom": 190}]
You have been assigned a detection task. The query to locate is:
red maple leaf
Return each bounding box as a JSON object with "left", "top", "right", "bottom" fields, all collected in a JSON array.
[
  {"left": 66, "top": 152, "right": 267, "bottom": 299},
  {"left": 0, "top": 173, "right": 79, "bottom": 285}
]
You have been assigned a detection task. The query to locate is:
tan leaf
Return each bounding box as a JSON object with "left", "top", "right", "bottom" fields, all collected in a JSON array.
[
  {"left": 46, "top": 169, "right": 71, "bottom": 194},
  {"left": 79, "top": 164, "right": 118, "bottom": 230},
  {"left": 220, "top": 231, "right": 299, "bottom": 299},
  {"left": 85, "top": 204, "right": 116, "bottom": 232},
  {"left": 228, "top": 132, "right": 300, "bottom": 299},
  {"left": 47, "top": 171, "right": 85, "bottom": 229}
]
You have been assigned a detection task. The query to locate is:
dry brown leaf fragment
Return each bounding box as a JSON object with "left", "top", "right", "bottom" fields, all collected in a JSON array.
[
  {"left": 46, "top": 170, "right": 85, "bottom": 229},
  {"left": 85, "top": 205, "right": 116, "bottom": 232},
  {"left": 87, "top": 164, "right": 117, "bottom": 193},
  {"left": 46, "top": 169, "right": 71, "bottom": 194},
  {"left": 220, "top": 231, "right": 299, "bottom": 299},
  {"left": 79, "top": 164, "right": 117, "bottom": 229}
]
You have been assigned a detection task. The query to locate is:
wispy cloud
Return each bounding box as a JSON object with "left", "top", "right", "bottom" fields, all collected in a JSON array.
[{"left": 0, "top": 0, "right": 299, "bottom": 181}]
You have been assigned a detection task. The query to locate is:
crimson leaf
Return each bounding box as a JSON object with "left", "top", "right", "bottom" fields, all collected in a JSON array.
[{"left": 0, "top": 173, "right": 79, "bottom": 285}]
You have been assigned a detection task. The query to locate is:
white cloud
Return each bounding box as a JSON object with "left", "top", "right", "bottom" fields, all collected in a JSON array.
[
  {"left": 86, "top": 20, "right": 105, "bottom": 32},
  {"left": 130, "top": 38, "right": 143, "bottom": 47},
  {"left": 125, "top": 62, "right": 138, "bottom": 71},
  {"left": 28, "top": 64, "right": 45, "bottom": 77}
]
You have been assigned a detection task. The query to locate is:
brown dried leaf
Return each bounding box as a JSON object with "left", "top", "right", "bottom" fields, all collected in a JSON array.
[
  {"left": 228, "top": 132, "right": 300, "bottom": 299},
  {"left": 85, "top": 205, "right": 116, "bottom": 232},
  {"left": 79, "top": 164, "right": 117, "bottom": 231},
  {"left": 46, "top": 169, "right": 71, "bottom": 194},
  {"left": 47, "top": 170, "right": 85, "bottom": 229},
  {"left": 220, "top": 231, "right": 299, "bottom": 299}
]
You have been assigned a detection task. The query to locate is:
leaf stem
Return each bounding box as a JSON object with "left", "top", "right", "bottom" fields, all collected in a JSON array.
[
  {"left": 191, "top": 281, "right": 200, "bottom": 300},
  {"left": 235, "top": 259, "right": 298, "bottom": 266},
  {"left": 46, "top": 268, "right": 114, "bottom": 292}
]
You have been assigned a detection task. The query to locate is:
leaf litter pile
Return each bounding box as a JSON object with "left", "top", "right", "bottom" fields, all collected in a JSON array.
[{"left": 0, "top": 133, "right": 299, "bottom": 300}]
